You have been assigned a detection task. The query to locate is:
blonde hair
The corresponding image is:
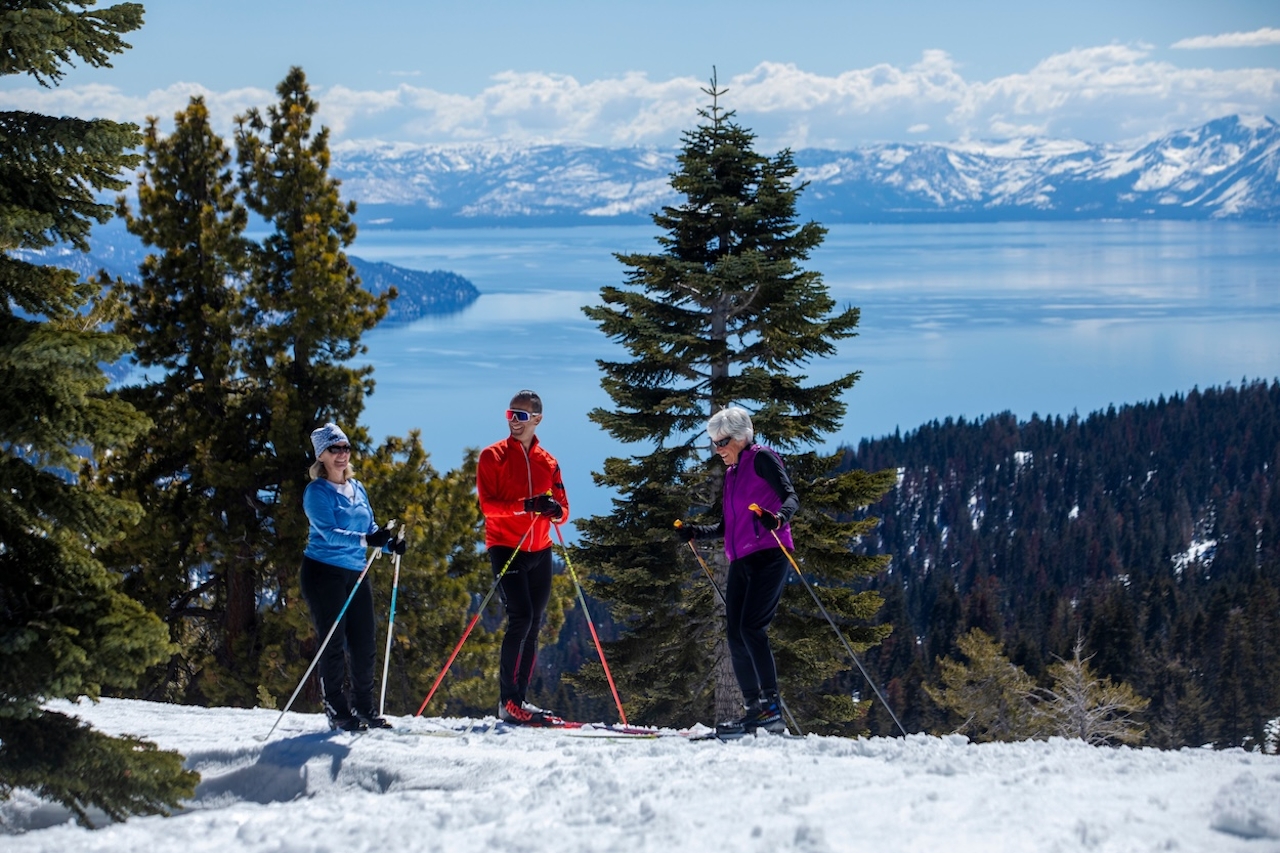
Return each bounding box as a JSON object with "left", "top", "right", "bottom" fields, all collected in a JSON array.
[{"left": 309, "top": 459, "right": 355, "bottom": 482}]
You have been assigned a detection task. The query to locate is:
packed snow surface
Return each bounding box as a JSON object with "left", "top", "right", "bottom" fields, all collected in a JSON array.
[{"left": 4, "top": 698, "right": 1279, "bottom": 852}]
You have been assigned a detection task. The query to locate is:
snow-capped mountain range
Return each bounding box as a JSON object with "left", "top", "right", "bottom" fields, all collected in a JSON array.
[{"left": 332, "top": 115, "right": 1280, "bottom": 227}]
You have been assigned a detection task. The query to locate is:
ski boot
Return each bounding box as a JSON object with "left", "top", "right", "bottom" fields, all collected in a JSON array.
[
  {"left": 498, "top": 698, "right": 564, "bottom": 727},
  {"left": 753, "top": 691, "right": 787, "bottom": 734},
  {"left": 325, "top": 697, "right": 367, "bottom": 733},
  {"left": 353, "top": 705, "right": 392, "bottom": 729},
  {"left": 716, "top": 691, "right": 786, "bottom": 736},
  {"left": 716, "top": 696, "right": 762, "bottom": 737}
]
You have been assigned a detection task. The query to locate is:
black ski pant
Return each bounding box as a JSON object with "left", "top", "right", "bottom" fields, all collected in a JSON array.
[
  {"left": 300, "top": 555, "right": 378, "bottom": 716},
  {"left": 724, "top": 547, "right": 789, "bottom": 703},
  {"left": 490, "top": 545, "right": 553, "bottom": 706}
]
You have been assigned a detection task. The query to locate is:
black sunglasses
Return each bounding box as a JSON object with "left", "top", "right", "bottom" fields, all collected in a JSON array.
[
  {"left": 506, "top": 409, "right": 534, "bottom": 422},
  {"left": 712, "top": 436, "right": 733, "bottom": 448},
  {"left": 328, "top": 444, "right": 351, "bottom": 454}
]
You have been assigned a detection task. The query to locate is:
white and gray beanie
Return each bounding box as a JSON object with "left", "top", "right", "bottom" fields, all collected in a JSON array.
[{"left": 310, "top": 423, "right": 349, "bottom": 459}]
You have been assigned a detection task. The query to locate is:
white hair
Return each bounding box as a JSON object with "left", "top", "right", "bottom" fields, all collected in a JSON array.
[{"left": 707, "top": 407, "right": 754, "bottom": 443}]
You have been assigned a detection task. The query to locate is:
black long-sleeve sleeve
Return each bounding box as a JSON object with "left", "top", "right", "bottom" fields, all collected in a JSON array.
[{"left": 753, "top": 448, "right": 799, "bottom": 524}]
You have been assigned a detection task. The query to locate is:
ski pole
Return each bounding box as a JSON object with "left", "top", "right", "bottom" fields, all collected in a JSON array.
[
  {"left": 264, "top": 522, "right": 395, "bottom": 741},
  {"left": 414, "top": 519, "right": 536, "bottom": 717},
  {"left": 378, "top": 524, "right": 408, "bottom": 717},
  {"left": 749, "top": 503, "right": 908, "bottom": 737},
  {"left": 553, "top": 522, "right": 628, "bottom": 727},
  {"left": 673, "top": 519, "right": 803, "bottom": 737},
  {"left": 673, "top": 520, "right": 726, "bottom": 605}
]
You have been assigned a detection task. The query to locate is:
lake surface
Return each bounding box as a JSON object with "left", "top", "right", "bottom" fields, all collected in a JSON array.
[{"left": 349, "top": 221, "right": 1280, "bottom": 531}]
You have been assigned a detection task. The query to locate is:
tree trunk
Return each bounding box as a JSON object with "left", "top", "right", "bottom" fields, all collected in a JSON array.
[{"left": 711, "top": 551, "right": 741, "bottom": 721}]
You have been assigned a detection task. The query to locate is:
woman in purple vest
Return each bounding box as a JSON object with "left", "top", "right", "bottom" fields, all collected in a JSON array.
[{"left": 678, "top": 406, "right": 799, "bottom": 735}]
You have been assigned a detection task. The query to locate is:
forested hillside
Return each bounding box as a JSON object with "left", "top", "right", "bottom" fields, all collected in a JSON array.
[{"left": 840, "top": 380, "right": 1280, "bottom": 749}]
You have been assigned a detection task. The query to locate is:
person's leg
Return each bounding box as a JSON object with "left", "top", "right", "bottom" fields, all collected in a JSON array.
[
  {"left": 345, "top": 575, "right": 388, "bottom": 726},
  {"left": 724, "top": 559, "right": 762, "bottom": 701},
  {"left": 512, "top": 548, "right": 553, "bottom": 703},
  {"left": 299, "top": 557, "right": 362, "bottom": 729},
  {"left": 737, "top": 549, "right": 789, "bottom": 697},
  {"left": 491, "top": 547, "right": 529, "bottom": 706}
]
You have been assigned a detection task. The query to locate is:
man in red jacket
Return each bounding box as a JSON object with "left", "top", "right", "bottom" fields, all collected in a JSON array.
[{"left": 477, "top": 389, "right": 570, "bottom": 726}]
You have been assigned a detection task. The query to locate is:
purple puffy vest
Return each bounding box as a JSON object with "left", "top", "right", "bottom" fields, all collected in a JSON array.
[{"left": 722, "top": 444, "right": 794, "bottom": 561}]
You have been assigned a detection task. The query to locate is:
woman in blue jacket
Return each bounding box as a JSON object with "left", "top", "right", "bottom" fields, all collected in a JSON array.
[{"left": 301, "top": 423, "right": 405, "bottom": 731}]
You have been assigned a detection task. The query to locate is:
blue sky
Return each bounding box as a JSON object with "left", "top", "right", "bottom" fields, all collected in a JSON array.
[{"left": 5, "top": 0, "right": 1279, "bottom": 149}]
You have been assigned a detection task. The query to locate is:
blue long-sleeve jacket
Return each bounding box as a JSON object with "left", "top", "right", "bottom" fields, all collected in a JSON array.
[{"left": 303, "top": 478, "right": 382, "bottom": 571}]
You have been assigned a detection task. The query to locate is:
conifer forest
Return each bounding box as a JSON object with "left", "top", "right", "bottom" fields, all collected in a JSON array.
[{"left": 839, "top": 381, "right": 1280, "bottom": 749}]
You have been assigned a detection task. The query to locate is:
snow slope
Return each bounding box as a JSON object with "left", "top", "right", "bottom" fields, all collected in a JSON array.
[{"left": 4, "top": 698, "right": 1279, "bottom": 852}]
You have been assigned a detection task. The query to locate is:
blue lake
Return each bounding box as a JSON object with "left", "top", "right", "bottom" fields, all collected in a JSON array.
[{"left": 349, "top": 221, "right": 1280, "bottom": 531}]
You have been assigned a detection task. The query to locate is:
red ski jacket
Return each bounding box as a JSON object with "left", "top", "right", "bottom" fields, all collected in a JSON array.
[{"left": 477, "top": 435, "right": 569, "bottom": 550}]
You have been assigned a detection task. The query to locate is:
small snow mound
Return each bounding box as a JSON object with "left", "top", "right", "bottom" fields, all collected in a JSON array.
[{"left": 1210, "top": 773, "right": 1280, "bottom": 839}]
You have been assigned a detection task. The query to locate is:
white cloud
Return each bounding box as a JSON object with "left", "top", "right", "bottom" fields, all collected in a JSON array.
[
  {"left": 1172, "top": 27, "right": 1280, "bottom": 49},
  {"left": 3, "top": 44, "right": 1278, "bottom": 149},
  {"left": 0, "top": 81, "right": 272, "bottom": 133}
]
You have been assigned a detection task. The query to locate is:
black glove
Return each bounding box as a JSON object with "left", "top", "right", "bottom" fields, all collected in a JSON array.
[
  {"left": 674, "top": 522, "right": 697, "bottom": 543},
  {"left": 524, "top": 494, "right": 563, "bottom": 519},
  {"left": 390, "top": 536, "right": 408, "bottom": 556},
  {"left": 365, "top": 526, "right": 393, "bottom": 548},
  {"left": 757, "top": 509, "right": 781, "bottom": 531}
]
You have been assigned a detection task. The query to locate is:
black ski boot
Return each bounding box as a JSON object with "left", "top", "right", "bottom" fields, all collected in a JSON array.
[
  {"left": 716, "top": 696, "right": 762, "bottom": 737},
  {"left": 354, "top": 707, "right": 392, "bottom": 729},
  {"left": 353, "top": 695, "right": 392, "bottom": 729},
  {"left": 325, "top": 697, "right": 367, "bottom": 732},
  {"left": 716, "top": 691, "right": 786, "bottom": 736},
  {"left": 754, "top": 690, "right": 786, "bottom": 734}
]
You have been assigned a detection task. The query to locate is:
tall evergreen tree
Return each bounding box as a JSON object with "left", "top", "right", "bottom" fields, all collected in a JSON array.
[
  {"left": 96, "top": 78, "right": 501, "bottom": 717},
  {"left": 99, "top": 95, "right": 252, "bottom": 702},
  {"left": 0, "top": 0, "right": 197, "bottom": 822},
  {"left": 575, "top": 74, "right": 893, "bottom": 732},
  {"left": 228, "top": 66, "right": 391, "bottom": 706}
]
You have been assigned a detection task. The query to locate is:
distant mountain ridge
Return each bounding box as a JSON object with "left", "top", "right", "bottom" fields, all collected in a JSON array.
[
  {"left": 332, "top": 115, "right": 1280, "bottom": 227},
  {"left": 17, "top": 236, "right": 479, "bottom": 323},
  {"left": 350, "top": 257, "right": 478, "bottom": 321}
]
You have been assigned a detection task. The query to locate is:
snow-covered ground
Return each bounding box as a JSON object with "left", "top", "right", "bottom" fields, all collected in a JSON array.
[{"left": 4, "top": 698, "right": 1279, "bottom": 852}]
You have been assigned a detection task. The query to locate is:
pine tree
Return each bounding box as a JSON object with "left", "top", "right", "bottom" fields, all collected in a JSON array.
[
  {"left": 226, "top": 66, "right": 393, "bottom": 706},
  {"left": 574, "top": 72, "right": 893, "bottom": 732},
  {"left": 96, "top": 76, "right": 502, "bottom": 717},
  {"left": 97, "top": 95, "right": 252, "bottom": 702},
  {"left": 1033, "top": 638, "right": 1149, "bottom": 746},
  {"left": 927, "top": 629, "right": 1039, "bottom": 742},
  {"left": 0, "top": 0, "right": 197, "bottom": 822}
]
